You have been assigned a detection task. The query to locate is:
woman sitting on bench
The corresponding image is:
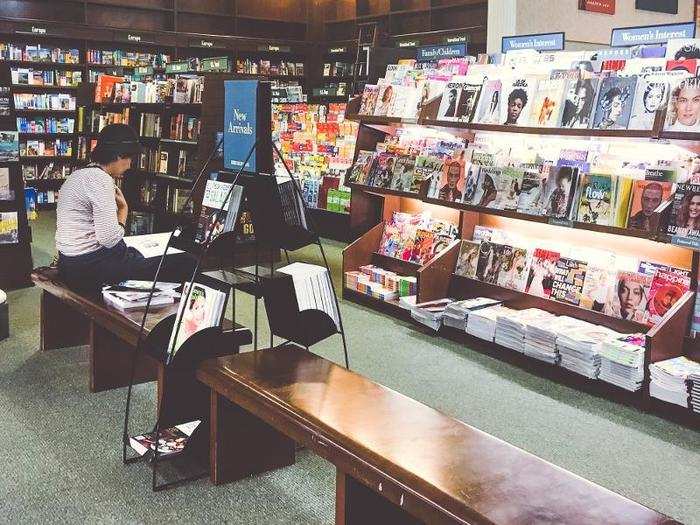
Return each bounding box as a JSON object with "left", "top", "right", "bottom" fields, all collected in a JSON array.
[{"left": 56, "top": 124, "right": 195, "bottom": 291}]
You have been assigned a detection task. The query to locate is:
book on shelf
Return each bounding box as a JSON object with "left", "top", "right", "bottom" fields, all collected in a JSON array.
[
  {"left": 0, "top": 131, "right": 20, "bottom": 163},
  {"left": 0, "top": 167, "right": 13, "bottom": 201},
  {"left": 172, "top": 188, "right": 192, "bottom": 214},
  {"left": 129, "top": 420, "right": 201, "bottom": 458},
  {"left": 0, "top": 212, "right": 19, "bottom": 244},
  {"left": 157, "top": 151, "right": 169, "bottom": 174},
  {"left": 94, "top": 75, "right": 124, "bottom": 103}
]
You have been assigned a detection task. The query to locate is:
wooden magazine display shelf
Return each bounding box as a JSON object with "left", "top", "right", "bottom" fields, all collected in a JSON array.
[{"left": 342, "top": 92, "right": 700, "bottom": 426}]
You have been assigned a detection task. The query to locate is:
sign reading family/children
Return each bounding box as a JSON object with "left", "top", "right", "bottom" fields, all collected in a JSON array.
[
  {"left": 417, "top": 43, "right": 467, "bottom": 61},
  {"left": 501, "top": 32, "right": 565, "bottom": 53},
  {"left": 224, "top": 80, "right": 258, "bottom": 173},
  {"left": 610, "top": 22, "right": 696, "bottom": 47}
]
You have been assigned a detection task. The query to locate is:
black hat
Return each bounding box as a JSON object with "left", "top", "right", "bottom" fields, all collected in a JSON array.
[{"left": 93, "top": 123, "right": 142, "bottom": 158}]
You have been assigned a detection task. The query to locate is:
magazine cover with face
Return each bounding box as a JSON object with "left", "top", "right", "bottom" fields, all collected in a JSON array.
[
  {"left": 467, "top": 166, "right": 500, "bottom": 208},
  {"left": 628, "top": 74, "right": 669, "bottom": 130},
  {"left": 528, "top": 78, "right": 566, "bottom": 128},
  {"left": 525, "top": 248, "right": 560, "bottom": 299},
  {"left": 665, "top": 38, "right": 700, "bottom": 61},
  {"left": 646, "top": 269, "right": 690, "bottom": 326},
  {"left": 664, "top": 76, "right": 700, "bottom": 132},
  {"left": 500, "top": 77, "right": 537, "bottom": 126},
  {"left": 516, "top": 167, "right": 547, "bottom": 215},
  {"left": 667, "top": 182, "right": 700, "bottom": 238},
  {"left": 359, "top": 85, "right": 379, "bottom": 115},
  {"left": 627, "top": 180, "right": 672, "bottom": 231},
  {"left": 597, "top": 270, "right": 652, "bottom": 323},
  {"left": 560, "top": 77, "right": 599, "bottom": 128},
  {"left": 374, "top": 83, "right": 396, "bottom": 117},
  {"left": 168, "top": 282, "right": 226, "bottom": 358},
  {"left": 476, "top": 241, "right": 503, "bottom": 284},
  {"left": 368, "top": 153, "right": 397, "bottom": 188},
  {"left": 494, "top": 166, "right": 524, "bottom": 210},
  {"left": 347, "top": 150, "right": 375, "bottom": 185},
  {"left": 455, "top": 239, "right": 480, "bottom": 278},
  {"left": 496, "top": 246, "right": 530, "bottom": 291},
  {"left": 437, "top": 83, "right": 462, "bottom": 120},
  {"left": 389, "top": 155, "right": 417, "bottom": 192},
  {"left": 473, "top": 79, "right": 502, "bottom": 124},
  {"left": 540, "top": 166, "right": 579, "bottom": 219},
  {"left": 576, "top": 173, "right": 614, "bottom": 226},
  {"left": 455, "top": 84, "right": 482, "bottom": 122},
  {"left": 591, "top": 75, "right": 637, "bottom": 130},
  {"left": 436, "top": 157, "right": 465, "bottom": 202}
]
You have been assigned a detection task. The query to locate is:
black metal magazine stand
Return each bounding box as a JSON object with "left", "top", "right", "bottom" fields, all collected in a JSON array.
[{"left": 121, "top": 80, "right": 350, "bottom": 491}]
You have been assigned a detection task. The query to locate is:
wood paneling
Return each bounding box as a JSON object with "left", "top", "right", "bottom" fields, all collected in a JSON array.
[
  {"left": 177, "top": 0, "right": 235, "bottom": 15},
  {"left": 0, "top": 0, "right": 85, "bottom": 23},
  {"left": 237, "top": 0, "right": 307, "bottom": 22},
  {"left": 86, "top": 4, "right": 174, "bottom": 31}
]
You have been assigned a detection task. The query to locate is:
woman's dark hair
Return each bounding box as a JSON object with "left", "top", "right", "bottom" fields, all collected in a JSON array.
[
  {"left": 89, "top": 123, "right": 141, "bottom": 164},
  {"left": 508, "top": 88, "right": 528, "bottom": 106}
]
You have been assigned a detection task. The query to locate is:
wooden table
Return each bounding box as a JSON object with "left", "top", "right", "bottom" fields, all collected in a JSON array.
[
  {"left": 197, "top": 346, "right": 678, "bottom": 525},
  {"left": 32, "top": 267, "right": 251, "bottom": 393}
]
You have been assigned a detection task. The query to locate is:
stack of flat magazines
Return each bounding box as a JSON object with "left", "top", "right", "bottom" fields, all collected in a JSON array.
[
  {"left": 277, "top": 262, "right": 340, "bottom": 330},
  {"left": 102, "top": 280, "right": 180, "bottom": 311}
]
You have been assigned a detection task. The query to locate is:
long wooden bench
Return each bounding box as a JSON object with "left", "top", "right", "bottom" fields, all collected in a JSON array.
[
  {"left": 197, "top": 345, "right": 679, "bottom": 525},
  {"left": 32, "top": 266, "right": 252, "bottom": 393}
]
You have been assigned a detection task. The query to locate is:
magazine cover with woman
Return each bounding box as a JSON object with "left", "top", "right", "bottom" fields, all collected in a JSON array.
[{"left": 667, "top": 182, "right": 700, "bottom": 238}]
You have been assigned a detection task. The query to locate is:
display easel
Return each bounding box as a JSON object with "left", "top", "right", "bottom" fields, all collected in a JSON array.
[
  {"left": 121, "top": 79, "right": 350, "bottom": 491},
  {"left": 0, "top": 62, "right": 33, "bottom": 289}
]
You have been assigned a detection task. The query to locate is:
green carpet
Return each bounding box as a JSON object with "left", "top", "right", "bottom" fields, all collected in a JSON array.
[{"left": 1, "top": 212, "right": 699, "bottom": 524}]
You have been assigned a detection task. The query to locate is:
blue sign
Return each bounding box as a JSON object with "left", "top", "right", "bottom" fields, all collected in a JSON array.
[
  {"left": 610, "top": 22, "right": 696, "bottom": 47},
  {"left": 501, "top": 32, "right": 564, "bottom": 53},
  {"left": 224, "top": 80, "right": 258, "bottom": 173},
  {"left": 417, "top": 43, "right": 467, "bottom": 61},
  {"left": 671, "top": 235, "right": 700, "bottom": 250}
]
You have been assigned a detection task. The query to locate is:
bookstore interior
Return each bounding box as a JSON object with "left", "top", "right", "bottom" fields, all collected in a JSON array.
[{"left": 2, "top": 0, "right": 700, "bottom": 523}]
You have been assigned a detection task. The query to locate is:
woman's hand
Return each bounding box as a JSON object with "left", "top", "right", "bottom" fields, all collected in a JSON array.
[{"left": 115, "top": 186, "right": 128, "bottom": 225}]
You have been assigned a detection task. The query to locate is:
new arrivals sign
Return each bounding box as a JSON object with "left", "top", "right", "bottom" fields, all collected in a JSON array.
[{"left": 224, "top": 80, "right": 258, "bottom": 173}]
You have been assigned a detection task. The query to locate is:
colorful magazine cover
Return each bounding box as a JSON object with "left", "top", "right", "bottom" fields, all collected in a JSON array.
[
  {"left": 473, "top": 79, "right": 502, "bottom": 124},
  {"left": 560, "top": 78, "right": 599, "bottom": 128},
  {"left": 529, "top": 78, "right": 566, "bottom": 127},
  {"left": 496, "top": 246, "right": 530, "bottom": 291},
  {"left": 628, "top": 74, "right": 669, "bottom": 130},
  {"left": 347, "top": 150, "right": 375, "bottom": 185},
  {"left": 454, "top": 239, "right": 480, "bottom": 278},
  {"left": 540, "top": 166, "right": 579, "bottom": 219},
  {"left": 646, "top": 269, "right": 690, "bottom": 326},
  {"left": 666, "top": 182, "right": 700, "bottom": 238},
  {"left": 0, "top": 211, "right": 19, "bottom": 244},
  {"left": 595, "top": 270, "right": 652, "bottom": 323},
  {"left": 627, "top": 180, "right": 672, "bottom": 232},
  {"left": 436, "top": 157, "right": 465, "bottom": 202},
  {"left": 465, "top": 166, "right": 500, "bottom": 208},
  {"left": 368, "top": 153, "right": 397, "bottom": 188},
  {"left": 550, "top": 257, "right": 588, "bottom": 306},
  {"left": 664, "top": 76, "right": 700, "bottom": 132},
  {"left": 0, "top": 131, "right": 19, "bottom": 163},
  {"left": 525, "top": 248, "right": 560, "bottom": 299},
  {"left": 374, "top": 84, "right": 396, "bottom": 117},
  {"left": 414, "top": 155, "right": 444, "bottom": 194},
  {"left": 494, "top": 166, "right": 524, "bottom": 210},
  {"left": 501, "top": 77, "right": 537, "bottom": 126},
  {"left": 411, "top": 228, "right": 435, "bottom": 264},
  {"left": 576, "top": 174, "right": 614, "bottom": 226},
  {"left": 591, "top": 75, "right": 637, "bottom": 130},
  {"left": 389, "top": 155, "right": 417, "bottom": 192},
  {"left": 580, "top": 266, "right": 615, "bottom": 310}
]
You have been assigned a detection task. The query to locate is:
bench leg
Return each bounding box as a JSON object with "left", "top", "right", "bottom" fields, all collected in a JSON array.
[
  {"left": 40, "top": 291, "right": 90, "bottom": 351},
  {"left": 209, "top": 391, "right": 295, "bottom": 485},
  {"left": 335, "top": 470, "right": 422, "bottom": 525},
  {"left": 89, "top": 322, "right": 158, "bottom": 393}
]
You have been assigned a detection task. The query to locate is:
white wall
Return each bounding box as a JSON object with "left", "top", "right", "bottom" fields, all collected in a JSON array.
[{"left": 487, "top": 0, "right": 696, "bottom": 53}]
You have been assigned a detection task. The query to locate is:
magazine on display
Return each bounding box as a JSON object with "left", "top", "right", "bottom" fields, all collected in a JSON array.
[
  {"left": 646, "top": 269, "right": 690, "bottom": 326},
  {"left": 496, "top": 246, "right": 530, "bottom": 292},
  {"left": 455, "top": 239, "right": 480, "bottom": 279},
  {"left": 667, "top": 182, "right": 700, "bottom": 238},
  {"left": 595, "top": 270, "right": 652, "bottom": 323},
  {"left": 501, "top": 77, "right": 537, "bottom": 126},
  {"left": 455, "top": 84, "right": 482, "bottom": 122},
  {"left": 0, "top": 131, "right": 19, "bottom": 163},
  {"left": 664, "top": 76, "right": 700, "bottom": 132},
  {"left": 437, "top": 82, "right": 462, "bottom": 120},
  {"left": 465, "top": 166, "right": 500, "bottom": 208},
  {"left": 576, "top": 174, "right": 615, "bottom": 226},
  {"left": 374, "top": 84, "right": 396, "bottom": 117},
  {"left": 516, "top": 168, "right": 546, "bottom": 215},
  {"left": 348, "top": 150, "right": 375, "bottom": 185},
  {"left": 560, "top": 77, "right": 599, "bottom": 128},
  {"left": 580, "top": 266, "right": 615, "bottom": 310},
  {"left": 0, "top": 167, "right": 13, "bottom": 201},
  {"left": 550, "top": 257, "right": 588, "bottom": 306},
  {"left": 628, "top": 75, "right": 669, "bottom": 130},
  {"left": 414, "top": 155, "right": 444, "bottom": 193},
  {"left": 526, "top": 248, "right": 560, "bottom": 299},
  {"left": 529, "top": 79, "right": 566, "bottom": 127},
  {"left": 368, "top": 153, "right": 396, "bottom": 189},
  {"left": 591, "top": 76, "right": 637, "bottom": 130},
  {"left": 473, "top": 79, "right": 502, "bottom": 124},
  {"left": 627, "top": 180, "right": 672, "bottom": 231},
  {"left": 194, "top": 180, "right": 243, "bottom": 244},
  {"left": 435, "top": 157, "right": 465, "bottom": 202},
  {"left": 129, "top": 420, "right": 201, "bottom": 458},
  {"left": 359, "top": 85, "right": 379, "bottom": 115},
  {"left": 389, "top": 155, "right": 417, "bottom": 192},
  {"left": 494, "top": 166, "right": 524, "bottom": 210},
  {"left": 540, "top": 166, "right": 579, "bottom": 219},
  {"left": 476, "top": 241, "right": 502, "bottom": 284},
  {"left": 666, "top": 59, "right": 698, "bottom": 75},
  {"left": 665, "top": 39, "right": 700, "bottom": 61},
  {"left": 0, "top": 211, "right": 19, "bottom": 244}
]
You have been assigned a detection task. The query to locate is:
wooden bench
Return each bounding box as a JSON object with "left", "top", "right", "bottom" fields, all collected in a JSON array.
[
  {"left": 197, "top": 345, "right": 679, "bottom": 525},
  {"left": 32, "top": 267, "right": 252, "bottom": 393}
]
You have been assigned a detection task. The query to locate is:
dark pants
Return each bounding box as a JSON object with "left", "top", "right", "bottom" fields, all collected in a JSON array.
[{"left": 58, "top": 240, "right": 197, "bottom": 292}]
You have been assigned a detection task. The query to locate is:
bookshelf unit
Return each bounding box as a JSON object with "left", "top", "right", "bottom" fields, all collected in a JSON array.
[{"left": 342, "top": 94, "right": 700, "bottom": 427}]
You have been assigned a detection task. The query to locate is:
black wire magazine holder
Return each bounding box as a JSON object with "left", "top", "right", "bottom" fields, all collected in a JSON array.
[{"left": 121, "top": 129, "right": 351, "bottom": 491}]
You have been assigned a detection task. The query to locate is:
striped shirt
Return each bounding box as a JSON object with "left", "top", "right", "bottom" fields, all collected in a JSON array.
[{"left": 56, "top": 165, "right": 125, "bottom": 257}]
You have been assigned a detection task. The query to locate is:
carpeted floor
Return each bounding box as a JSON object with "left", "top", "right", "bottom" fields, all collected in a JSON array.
[{"left": 1, "top": 212, "right": 699, "bottom": 524}]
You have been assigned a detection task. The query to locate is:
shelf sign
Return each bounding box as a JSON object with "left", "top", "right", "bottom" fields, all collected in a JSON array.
[
  {"left": 114, "top": 31, "right": 156, "bottom": 44},
  {"left": 417, "top": 43, "right": 467, "bottom": 61},
  {"left": 134, "top": 66, "right": 154, "bottom": 75},
  {"left": 444, "top": 34, "right": 469, "bottom": 44},
  {"left": 397, "top": 40, "right": 420, "bottom": 48},
  {"left": 224, "top": 80, "right": 258, "bottom": 173},
  {"left": 193, "top": 39, "right": 215, "bottom": 48},
  {"left": 201, "top": 57, "right": 230, "bottom": 72},
  {"left": 578, "top": 0, "right": 615, "bottom": 14},
  {"left": 502, "top": 32, "right": 565, "bottom": 53},
  {"left": 610, "top": 22, "right": 695, "bottom": 47},
  {"left": 313, "top": 88, "right": 337, "bottom": 97},
  {"left": 671, "top": 235, "right": 700, "bottom": 250},
  {"left": 15, "top": 23, "right": 56, "bottom": 36},
  {"left": 258, "top": 44, "right": 292, "bottom": 52},
  {"left": 329, "top": 47, "right": 347, "bottom": 54},
  {"left": 548, "top": 217, "right": 574, "bottom": 228},
  {"left": 31, "top": 26, "right": 47, "bottom": 35},
  {"left": 166, "top": 61, "right": 191, "bottom": 73}
]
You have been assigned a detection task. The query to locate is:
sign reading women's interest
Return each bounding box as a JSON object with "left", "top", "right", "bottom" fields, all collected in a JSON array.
[{"left": 224, "top": 80, "right": 258, "bottom": 173}]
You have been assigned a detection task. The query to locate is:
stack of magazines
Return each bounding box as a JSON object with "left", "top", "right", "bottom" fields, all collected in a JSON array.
[
  {"left": 411, "top": 298, "right": 454, "bottom": 331},
  {"left": 494, "top": 309, "right": 554, "bottom": 352},
  {"left": 278, "top": 263, "right": 340, "bottom": 331},
  {"left": 649, "top": 357, "right": 700, "bottom": 407},
  {"left": 102, "top": 280, "right": 180, "bottom": 311},
  {"left": 466, "top": 305, "right": 513, "bottom": 342},
  {"left": 130, "top": 420, "right": 200, "bottom": 458},
  {"left": 557, "top": 325, "right": 620, "bottom": 379},
  {"left": 597, "top": 334, "right": 646, "bottom": 392},
  {"left": 523, "top": 316, "right": 585, "bottom": 364},
  {"left": 443, "top": 297, "right": 501, "bottom": 331},
  {"left": 689, "top": 372, "right": 700, "bottom": 415}
]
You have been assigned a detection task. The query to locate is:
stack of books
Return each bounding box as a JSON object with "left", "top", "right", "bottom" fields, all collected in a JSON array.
[
  {"left": 102, "top": 280, "right": 180, "bottom": 311},
  {"left": 495, "top": 309, "right": 554, "bottom": 352},
  {"left": 443, "top": 297, "right": 501, "bottom": 331},
  {"left": 597, "top": 334, "right": 646, "bottom": 392},
  {"left": 523, "top": 316, "right": 584, "bottom": 364},
  {"left": 557, "top": 325, "right": 619, "bottom": 379},
  {"left": 649, "top": 357, "right": 700, "bottom": 407},
  {"left": 411, "top": 298, "right": 454, "bottom": 331},
  {"left": 466, "top": 305, "right": 513, "bottom": 342}
]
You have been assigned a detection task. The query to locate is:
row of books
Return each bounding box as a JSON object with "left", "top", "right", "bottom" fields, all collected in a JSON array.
[
  {"left": 10, "top": 68, "right": 82, "bottom": 87},
  {"left": 235, "top": 59, "right": 304, "bottom": 77},
  {"left": 0, "top": 43, "right": 80, "bottom": 64},
  {"left": 649, "top": 357, "right": 700, "bottom": 409},
  {"left": 377, "top": 211, "right": 458, "bottom": 266},
  {"left": 345, "top": 265, "right": 417, "bottom": 302},
  {"left": 299, "top": 177, "right": 351, "bottom": 213},
  {"left": 90, "top": 109, "right": 130, "bottom": 133},
  {"left": 20, "top": 139, "right": 72, "bottom": 157},
  {"left": 139, "top": 113, "right": 162, "bottom": 138},
  {"left": 0, "top": 167, "right": 12, "bottom": 201},
  {"left": 358, "top": 38, "right": 700, "bottom": 132},
  {"left": 454, "top": 225, "right": 691, "bottom": 327},
  {"left": 22, "top": 163, "right": 70, "bottom": 180},
  {"left": 138, "top": 147, "right": 167, "bottom": 174},
  {"left": 322, "top": 62, "right": 353, "bottom": 77},
  {"left": 17, "top": 117, "right": 75, "bottom": 134},
  {"left": 13, "top": 93, "right": 76, "bottom": 111},
  {"left": 86, "top": 49, "right": 170, "bottom": 68},
  {"left": 0, "top": 132, "right": 19, "bottom": 163},
  {"left": 169, "top": 114, "right": 201, "bottom": 141},
  {"left": 137, "top": 178, "right": 192, "bottom": 212},
  {"left": 95, "top": 74, "right": 204, "bottom": 104}
]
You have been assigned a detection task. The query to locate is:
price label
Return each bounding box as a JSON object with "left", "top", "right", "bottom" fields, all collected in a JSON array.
[{"left": 548, "top": 217, "right": 574, "bottom": 228}]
